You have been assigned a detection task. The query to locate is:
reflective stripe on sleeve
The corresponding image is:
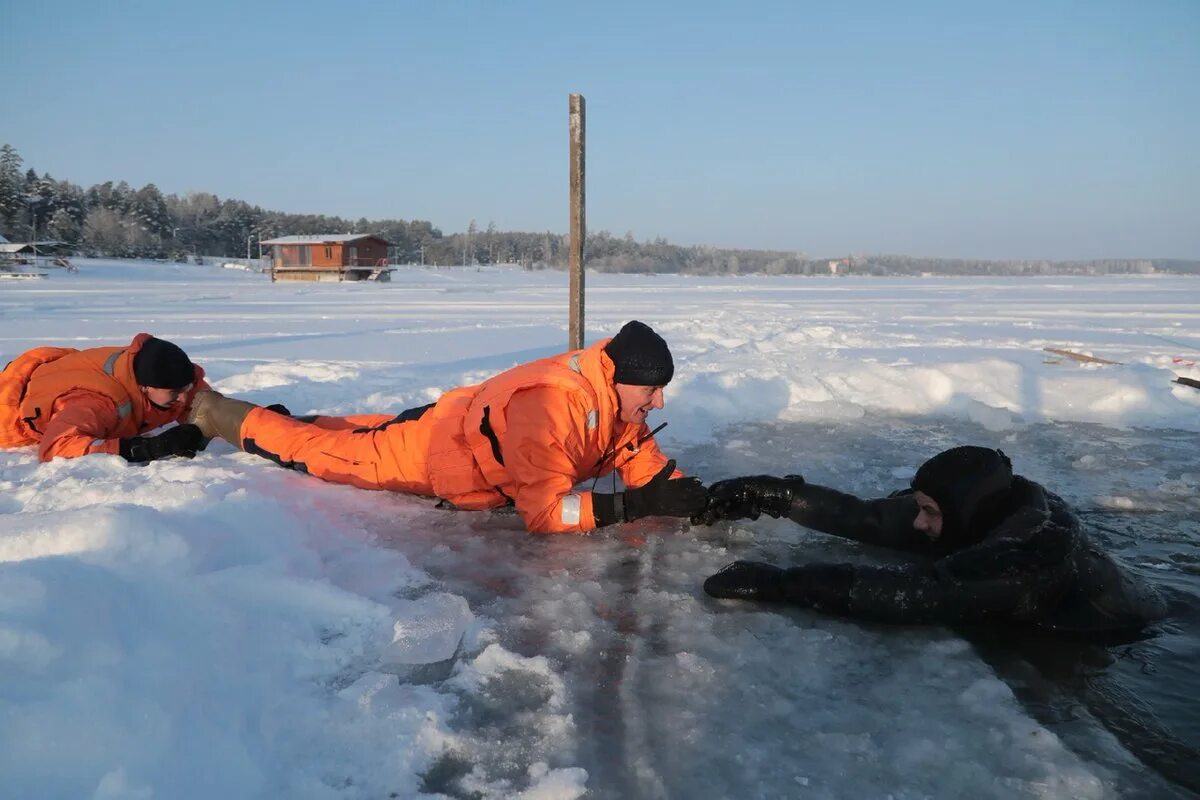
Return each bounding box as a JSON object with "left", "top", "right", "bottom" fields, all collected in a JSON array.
[
  {"left": 102, "top": 351, "right": 122, "bottom": 376},
  {"left": 105, "top": 350, "right": 132, "bottom": 419},
  {"left": 561, "top": 493, "right": 582, "bottom": 525}
]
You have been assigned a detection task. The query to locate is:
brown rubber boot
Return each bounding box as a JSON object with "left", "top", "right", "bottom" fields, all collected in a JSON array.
[{"left": 187, "top": 390, "right": 259, "bottom": 448}]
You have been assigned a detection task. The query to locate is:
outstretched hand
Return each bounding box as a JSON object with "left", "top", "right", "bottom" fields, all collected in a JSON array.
[
  {"left": 154, "top": 423, "right": 207, "bottom": 458},
  {"left": 691, "top": 474, "right": 805, "bottom": 526},
  {"left": 623, "top": 459, "right": 708, "bottom": 521},
  {"left": 119, "top": 423, "right": 207, "bottom": 463},
  {"left": 691, "top": 477, "right": 766, "bottom": 526},
  {"left": 704, "top": 559, "right": 853, "bottom": 608},
  {"left": 703, "top": 561, "right": 786, "bottom": 601}
]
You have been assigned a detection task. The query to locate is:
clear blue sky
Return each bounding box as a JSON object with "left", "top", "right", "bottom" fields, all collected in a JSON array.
[{"left": 3, "top": 0, "right": 1197, "bottom": 259}]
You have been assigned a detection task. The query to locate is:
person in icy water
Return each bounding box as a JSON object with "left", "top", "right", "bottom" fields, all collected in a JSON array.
[
  {"left": 185, "top": 320, "right": 707, "bottom": 534},
  {"left": 696, "top": 446, "right": 1166, "bottom": 640}
]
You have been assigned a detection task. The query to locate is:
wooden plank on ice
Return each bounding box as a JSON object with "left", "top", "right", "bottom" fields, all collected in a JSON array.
[
  {"left": 1042, "top": 347, "right": 1122, "bottom": 365},
  {"left": 1174, "top": 376, "right": 1200, "bottom": 391}
]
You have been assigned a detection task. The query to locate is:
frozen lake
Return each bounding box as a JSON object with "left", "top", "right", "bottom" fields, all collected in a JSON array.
[{"left": 1, "top": 261, "right": 1198, "bottom": 798}]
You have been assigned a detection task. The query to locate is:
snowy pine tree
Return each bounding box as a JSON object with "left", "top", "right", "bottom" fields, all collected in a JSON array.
[
  {"left": 0, "top": 144, "right": 24, "bottom": 237},
  {"left": 46, "top": 208, "right": 80, "bottom": 243}
]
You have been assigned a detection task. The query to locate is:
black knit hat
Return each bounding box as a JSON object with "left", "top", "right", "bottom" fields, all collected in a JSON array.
[
  {"left": 604, "top": 320, "right": 674, "bottom": 386},
  {"left": 133, "top": 337, "right": 195, "bottom": 389},
  {"left": 911, "top": 446, "right": 1013, "bottom": 550}
]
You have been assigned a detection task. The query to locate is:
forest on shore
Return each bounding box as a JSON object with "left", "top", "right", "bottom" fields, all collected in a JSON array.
[{"left": 3, "top": 144, "right": 1195, "bottom": 276}]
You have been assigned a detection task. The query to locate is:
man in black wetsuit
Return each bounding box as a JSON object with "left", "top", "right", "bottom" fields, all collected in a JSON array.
[{"left": 697, "top": 446, "right": 1165, "bottom": 640}]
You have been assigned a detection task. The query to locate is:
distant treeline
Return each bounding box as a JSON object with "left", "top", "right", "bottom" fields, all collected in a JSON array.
[
  {"left": 827, "top": 254, "right": 1200, "bottom": 277},
  {"left": 2, "top": 143, "right": 1195, "bottom": 276}
]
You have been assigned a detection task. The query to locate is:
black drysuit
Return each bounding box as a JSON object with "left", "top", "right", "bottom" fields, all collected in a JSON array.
[{"left": 704, "top": 463, "right": 1165, "bottom": 639}]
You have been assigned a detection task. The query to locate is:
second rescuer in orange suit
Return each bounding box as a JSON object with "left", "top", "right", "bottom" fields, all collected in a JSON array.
[
  {"left": 0, "top": 333, "right": 210, "bottom": 463},
  {"left": 187, "top": 320, "right": 706, "bottom": 534}
]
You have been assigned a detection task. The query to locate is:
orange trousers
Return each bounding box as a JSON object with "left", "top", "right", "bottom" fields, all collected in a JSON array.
[{"left": 238, "top": 405, "right": 437, "bottom": 495}]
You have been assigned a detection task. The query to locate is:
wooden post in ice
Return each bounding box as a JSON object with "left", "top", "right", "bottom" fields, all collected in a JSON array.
[{"left": 568, "top": 93, "right": 586, "bottom": 351}]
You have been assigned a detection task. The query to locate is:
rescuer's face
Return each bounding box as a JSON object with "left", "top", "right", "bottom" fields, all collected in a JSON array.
[
  {"left": 615, "top": 383, "right": 665, "bottom": 425},
  {"left": 143, "top": 383, "right": 193, "bottom": 411}
]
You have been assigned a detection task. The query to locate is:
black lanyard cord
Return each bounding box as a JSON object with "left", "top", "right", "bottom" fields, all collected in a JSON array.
[{"left": 590, "top": 421, "right": 669, "bottom": 492}]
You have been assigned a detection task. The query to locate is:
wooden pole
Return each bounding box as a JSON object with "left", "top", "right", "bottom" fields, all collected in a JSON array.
[{"left": 568, "top": 94, "right": 586, "bottom": 351}]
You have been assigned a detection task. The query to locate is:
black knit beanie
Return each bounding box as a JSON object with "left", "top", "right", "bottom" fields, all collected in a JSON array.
[
  {"left": 604, "top": 321, "right": 674, "bottom": 386},
  {"left": 911, "top": 446, "right": 1013, "bottom": 550},
  {"left": 133, "top": 337, "right": 195, "bottom": 389}
]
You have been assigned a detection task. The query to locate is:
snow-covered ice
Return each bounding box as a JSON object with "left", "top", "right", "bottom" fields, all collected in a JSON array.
[{"left": 1, "top": 260, "right": 1197, "bottom": 798}]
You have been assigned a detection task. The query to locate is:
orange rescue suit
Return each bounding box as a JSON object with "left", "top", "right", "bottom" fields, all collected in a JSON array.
[
  {"left": 0, "top": 333, "right": 208, "bottom": 461},
  {"left": 237, "top": 338, "right": 680, "bottom": 533}
]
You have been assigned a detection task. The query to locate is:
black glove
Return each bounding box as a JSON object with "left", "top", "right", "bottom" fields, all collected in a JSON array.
[
  {"left": 703, "top": 561, "right": 787, "bottom": 601},
  {"left": 119, "top": 423, "right": 207, "bottom": 463},
  {"left": 692, "top": 474, "right": 805, "bottom": 526},
  {"left": 705, "top": 560, "right": 855, "bottom": 609},
  {"left": 265, "top": 403, "right": 291, "bottom": 416},
  {"left": 593, "top": 460, "right": 708, "bottom": 526}
]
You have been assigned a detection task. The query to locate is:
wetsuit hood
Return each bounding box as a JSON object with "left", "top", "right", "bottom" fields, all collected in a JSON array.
[{"left": 911, "top": 446, "right": 1014, "bottom": 550}]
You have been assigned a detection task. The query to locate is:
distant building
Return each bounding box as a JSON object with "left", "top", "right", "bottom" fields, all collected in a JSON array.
[
  {"left": 0, "top": 241, "right": 36, "bottom": 265},
  {"left": 260, "top": 234, "right": 393, "bottom": 282},
  {"left": 827, "top": 258, "right": 850, "bottom": 275},
  {"left": 0, "top": 239, "right": 68, "bottom": 257},
  {"left": 0, "top": 242, "right": 46, "bottom": 277}
]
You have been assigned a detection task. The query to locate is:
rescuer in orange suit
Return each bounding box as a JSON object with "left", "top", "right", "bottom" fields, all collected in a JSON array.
[
  {"left": 0, "top": 334, "right": 210, "bottom": 463},
  {"left": 187, "top": 320, "right": 707, "bottom": 534}
]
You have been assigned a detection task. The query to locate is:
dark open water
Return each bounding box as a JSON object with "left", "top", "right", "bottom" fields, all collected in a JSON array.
[
  {"left": 362, "top": 413, "right": 1197, "bottom": 797},
  {"left": 682, "top": 415, "right": 1199, "bottom": 797}
]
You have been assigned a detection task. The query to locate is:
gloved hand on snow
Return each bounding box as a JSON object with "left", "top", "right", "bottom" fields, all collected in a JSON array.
[
  {"left": 119, "top": 423, "right": 207, "bottom": 463},
  {"left": 704, "top": 560, "right": 854, "bottom": 608},
  {"left": 691, "top": 474, "right": 805, "bottom": 525},
  {"left": 703, "top": 561, "right": 787, "bottom": 601}
]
